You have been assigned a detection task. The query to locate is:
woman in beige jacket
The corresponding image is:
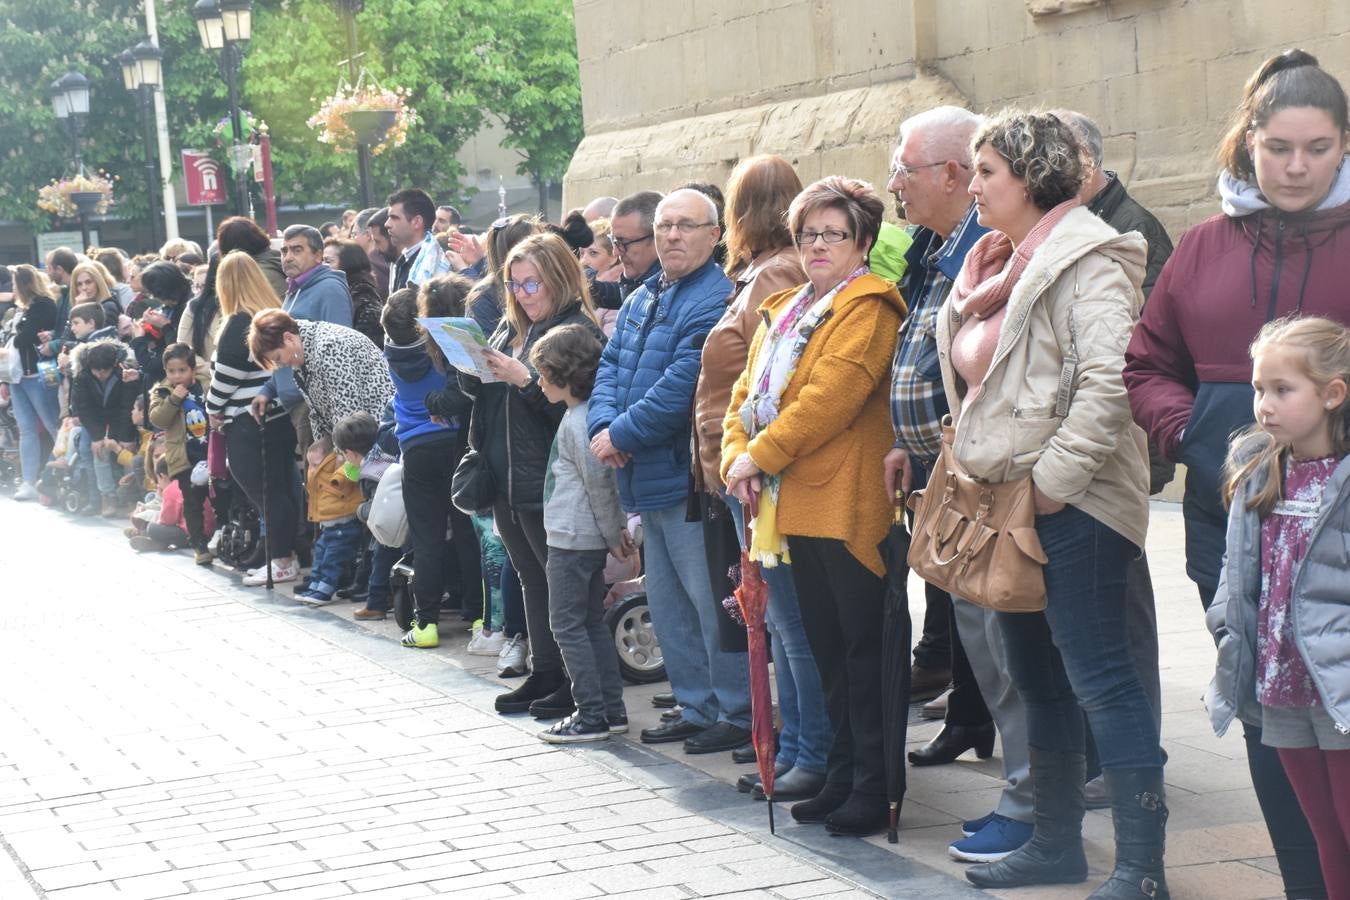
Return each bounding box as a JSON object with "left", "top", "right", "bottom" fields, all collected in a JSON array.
[{"left": 937, "top": 112, "right": 1163, "bottom": 899}]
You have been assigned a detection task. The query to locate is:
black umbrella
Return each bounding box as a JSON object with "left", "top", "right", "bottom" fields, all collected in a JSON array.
[{"left": 879, "top": 494, "right": 914, "bottom": 843}]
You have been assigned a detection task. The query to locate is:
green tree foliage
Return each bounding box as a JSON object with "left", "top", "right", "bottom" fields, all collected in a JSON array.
[
  {"left": 0, "top": 0, "right": 584, "bottom": 239},
  {"left": 475, "top": 0, "right": 584, "bottom": 207}
]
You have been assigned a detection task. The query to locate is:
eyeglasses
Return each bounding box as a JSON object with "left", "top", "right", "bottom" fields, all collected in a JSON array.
[
  {"left": 506, "top": 278, "right": 545, "bottom": 296},
  {"left": 653, "top": 221, "right": 717, "bottom": 236},
  {"left": 611, "top": 232, "right": 654, "bottom": 252},
  {"left": 795, "top": 229, "right": 852, "bottom": 246},
  {"left": 888, "top": 160, "right": 969, "bottom": 181}
]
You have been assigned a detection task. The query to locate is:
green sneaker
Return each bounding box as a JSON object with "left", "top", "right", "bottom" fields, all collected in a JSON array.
[{"left": 401, "top": 620, "right": 439, "bottom": 649}]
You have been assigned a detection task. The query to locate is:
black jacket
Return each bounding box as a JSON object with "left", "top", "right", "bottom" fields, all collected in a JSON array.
[
  {"left": 69, "top": 340, "right": 137, "bottom": 442},
  {"left": 1087, "top": 172, "right": 1174, "bottom": 300},
  {"left": 13, "top": 297, "right": 57, "bottom": 376},
  {"left": 459, "top": 301, "right": 603, "bottom": 512},
  {"left": 589, "top": 259, "right": 661, "bottom": 311}
]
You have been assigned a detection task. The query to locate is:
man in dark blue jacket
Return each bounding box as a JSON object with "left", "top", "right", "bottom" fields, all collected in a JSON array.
[{"left": 588, "top": 188, "right": 751, "bottom": 754}]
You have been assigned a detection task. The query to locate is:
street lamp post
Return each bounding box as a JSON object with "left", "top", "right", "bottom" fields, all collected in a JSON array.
[
  {"left": 50, "top": 70, "right": 93, "bottom": 249},
  {"left": 119, "top": 38, "right": 165, "bottom": 249},
  {"left": 49, "top": 70, "right": 90, "bottom": 174},
  {"left": 193, "top": 0, "right": 253, "bottom": 218}
]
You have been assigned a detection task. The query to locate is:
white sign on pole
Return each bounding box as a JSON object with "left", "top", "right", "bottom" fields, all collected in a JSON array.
[{"left": 37, "top": 231, "right": 99, "bottom": 263}]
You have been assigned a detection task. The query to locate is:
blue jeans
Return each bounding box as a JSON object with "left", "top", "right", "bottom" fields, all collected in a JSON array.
[
  {"left": 10, "top": 375, "right": 60, "bottom": 484},
  {"left": 996, "top": 505, "right": 1161, "bottom": 770},
  {"left": 641, "top": 501, "right": 750, "bottom": 729},
  {"left": 725, "top": 493, "right": 830, "bottom": 773},
  {"left": 76, "top": 428, "right": 122, "bottom": 495},
  {"left": 365, "top": 540, "right": 404, "bottom": 611},
  {"left": 308, "top": 520, "right": 364, "bottom": 598}
]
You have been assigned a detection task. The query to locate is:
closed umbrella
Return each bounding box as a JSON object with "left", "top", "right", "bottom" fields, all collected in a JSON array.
[
  {"left": 734, "top": 493, "right": 776, "bottom": 834},
  {"left": 880, "top": 493, "right": 914, "bottom": 843}
]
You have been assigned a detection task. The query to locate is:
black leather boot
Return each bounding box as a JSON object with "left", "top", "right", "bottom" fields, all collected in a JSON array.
[
  {"left": 966, "top": 748, "right": 1089, "bottom": 889},
  {"left": 1088, "top": 768, "right": 1169, "bottom": 899}
]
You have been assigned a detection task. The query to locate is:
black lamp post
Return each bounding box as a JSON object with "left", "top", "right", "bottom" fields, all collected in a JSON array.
[
  {"left": 50, "top": 69, "right": 93, "bottom": 249},
  {"left": 193, "top": 0, "right": 253, "bottom": 217},
  {"left": 119, "top": 38, "right": 165, "bottom": 249},
  {"left": 338, "top": 0, "right": 387, "bottom": 210},
  {"left": 49, "top": 69, "right": 90, "bottom": 174}
]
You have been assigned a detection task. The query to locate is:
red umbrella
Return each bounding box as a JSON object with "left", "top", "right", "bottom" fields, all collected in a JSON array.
[{"left": 735, "top": 492, "right": 776, "bottom": 834}]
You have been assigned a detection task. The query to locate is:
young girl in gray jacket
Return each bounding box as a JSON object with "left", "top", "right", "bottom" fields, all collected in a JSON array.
[{"left": 1207, "top": 316, "right": 1350, "bottom": 897}]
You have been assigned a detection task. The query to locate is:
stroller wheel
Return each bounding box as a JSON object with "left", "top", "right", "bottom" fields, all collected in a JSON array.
[{"left": 605, "top": 593, "right": 665, "bottom": 684}]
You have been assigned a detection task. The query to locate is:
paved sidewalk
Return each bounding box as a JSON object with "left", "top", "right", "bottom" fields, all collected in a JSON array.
[
  {"left": 0, "top": 499, "right": 1286, "bottom": 898},
  {"left": 0, "top": 501, "right": 962, "bottom": 899}
]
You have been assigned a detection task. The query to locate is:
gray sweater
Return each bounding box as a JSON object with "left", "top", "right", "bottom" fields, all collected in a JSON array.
[
  {"left": 543, "top": 401, "right": 627, "bottom": 551},
  {"left": 1206, "top": 435, "right": 1350, "bottom": 737}
]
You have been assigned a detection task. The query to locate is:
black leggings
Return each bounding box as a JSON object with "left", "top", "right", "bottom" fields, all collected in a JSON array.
[
  {"left": 225, "top": 414, "right": 299, "bottom": 560},
  {"left": 174, "top": 470, "right": 210, "bottom": 549},
  {"left": 401, "top": 433, "right": 466, "bottom": 626},
  {"left": 493, "top": 498, "right": 559, "bottom": 675}
]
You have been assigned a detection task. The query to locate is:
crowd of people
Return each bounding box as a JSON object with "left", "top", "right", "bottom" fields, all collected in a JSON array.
[{"left": 2, "top": 47, "right": 1349, "bottom": 900}]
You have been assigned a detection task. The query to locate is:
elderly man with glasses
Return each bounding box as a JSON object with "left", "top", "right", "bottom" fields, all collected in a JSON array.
[{"left": 588, "top": 187, "right": 752, "bottom": 756}]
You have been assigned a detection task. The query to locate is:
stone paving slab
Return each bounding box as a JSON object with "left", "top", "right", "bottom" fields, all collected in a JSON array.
[{"left": 0, "top": 497, "right": 1287, "bottom": 898}]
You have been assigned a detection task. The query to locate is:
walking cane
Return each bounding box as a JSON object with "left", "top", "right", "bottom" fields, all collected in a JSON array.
[{"left": 259, "top": 412, "right": 274, "bottom": 591}]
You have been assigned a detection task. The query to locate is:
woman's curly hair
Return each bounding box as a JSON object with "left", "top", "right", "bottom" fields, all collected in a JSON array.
[{"left": 973, "top": 111, "right": 1089, "bottom": 210}]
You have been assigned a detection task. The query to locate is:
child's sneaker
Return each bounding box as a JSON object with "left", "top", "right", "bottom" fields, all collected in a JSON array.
[
  {"left": 206, "top": 528, "right": 222, "bottom": 553},
  {"left": 242, "top": 558, "right": 299, "bottom": 586},
  {"left": 496, "top": 633, "right": 528, "bottom": 677},
  {"left": 467, "top": 621, "right": 506, "bottom": 656},
  {"left": 401, "top": 620, "right": 439, "bottom": 649},
  {"left": 539, "top": 713, "right": 610, "bottom": 744}
]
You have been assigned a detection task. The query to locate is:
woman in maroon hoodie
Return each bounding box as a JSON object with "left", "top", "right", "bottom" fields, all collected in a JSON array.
[{"left": 1124, "top": 49, "right": 1350, "bottom": 900}]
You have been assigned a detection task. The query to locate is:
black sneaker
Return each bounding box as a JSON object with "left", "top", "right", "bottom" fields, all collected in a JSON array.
[
  {"left": 539, "top": 713, "right": 610, "bottom": 744},
  {"left": 608, "top": 713, "right": 629, "bottom": 735}
]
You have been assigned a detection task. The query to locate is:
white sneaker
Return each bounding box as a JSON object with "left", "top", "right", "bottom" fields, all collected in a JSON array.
[
  {"left": 496, "top": 633, "right": 529, "bottom": 677},
  {"left": 242, "top": 559, "right": 300, "bottom": 586},
  {"left": 467, "top": 622, "right": 507, "bottom": 656},
  {"left": 13, "top": 483, "right": 37, "bottom": 501},
  {"left": 206, "top": 528, "right": 223, "bottom": 553}
]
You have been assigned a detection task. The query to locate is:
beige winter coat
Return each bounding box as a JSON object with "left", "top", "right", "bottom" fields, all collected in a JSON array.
[{"left": 935, "top": 206, "right": 1150, "bottom": 550}]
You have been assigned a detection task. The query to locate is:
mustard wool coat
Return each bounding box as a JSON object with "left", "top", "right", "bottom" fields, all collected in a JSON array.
[{"left": 721, "top": 272, "right": 906, "bottom": 575}]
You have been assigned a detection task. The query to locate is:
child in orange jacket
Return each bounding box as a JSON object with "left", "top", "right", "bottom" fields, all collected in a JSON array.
[{"left": 296, "top": 441, "right": 363, "bottom": 605}]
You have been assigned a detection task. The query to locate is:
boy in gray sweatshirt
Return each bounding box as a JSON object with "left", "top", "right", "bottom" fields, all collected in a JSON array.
[{"left": 533, "top": 324, "right": 634, "bottom": 743}]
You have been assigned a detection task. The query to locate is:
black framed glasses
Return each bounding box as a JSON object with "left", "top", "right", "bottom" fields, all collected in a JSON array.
[
  {"left": 611, "top": 232, "right": 654, "bottom": 252},
  {"left": 795, "top": 229, "right": 852, "bottom": 246},
  {"left": 505, "top": 278, "right": 545, "bottom": 296}
]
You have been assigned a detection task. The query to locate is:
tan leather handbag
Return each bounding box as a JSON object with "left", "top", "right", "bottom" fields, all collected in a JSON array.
[{"left": 906, "top": 420, "right": 1048, "bottom": 612}]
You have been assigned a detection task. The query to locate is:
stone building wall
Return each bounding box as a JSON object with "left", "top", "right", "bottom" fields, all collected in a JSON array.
[{"left": 564, "top": 0, "right": 1350, "bottom": 239}]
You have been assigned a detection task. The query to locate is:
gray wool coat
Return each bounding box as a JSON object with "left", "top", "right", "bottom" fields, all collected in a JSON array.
[{"left": 1206, "top": 435, "right": 1350, "bottom": 738}]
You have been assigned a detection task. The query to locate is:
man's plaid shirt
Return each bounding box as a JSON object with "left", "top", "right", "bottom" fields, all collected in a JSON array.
[{"left": 889, "top": 203, "right": 987, "bottom": 466}]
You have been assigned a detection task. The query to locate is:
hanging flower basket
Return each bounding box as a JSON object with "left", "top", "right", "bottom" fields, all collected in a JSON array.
[
  {"left": 306, "top": 72, "right": 416, "bottom": 156},
  {"left": 37, "top": 170, "right": 116, "bottom": 219}
]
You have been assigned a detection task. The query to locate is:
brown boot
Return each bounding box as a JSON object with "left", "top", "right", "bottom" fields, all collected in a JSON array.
[{"left": 100, "top": 495, "right": 119, "bottom": 518}]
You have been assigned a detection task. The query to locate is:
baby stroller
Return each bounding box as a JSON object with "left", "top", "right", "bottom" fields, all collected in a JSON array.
[{"left": 0, "top": 400, "right": 19, "bottom": 493}]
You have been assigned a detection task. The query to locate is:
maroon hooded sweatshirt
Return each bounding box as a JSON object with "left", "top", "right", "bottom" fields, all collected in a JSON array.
[{"left": 1124, "top": 193, "right": 1350, "bottom": 594}]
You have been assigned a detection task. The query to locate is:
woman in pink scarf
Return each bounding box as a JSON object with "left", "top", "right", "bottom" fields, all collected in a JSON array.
[{"left": 936, "top": 112, "right": 1162, "bottom": 898}]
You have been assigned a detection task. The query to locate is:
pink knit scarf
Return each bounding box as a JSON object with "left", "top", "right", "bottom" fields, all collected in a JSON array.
[{"left": 950, "top": 199, "right": 1079, "bottom": 320}]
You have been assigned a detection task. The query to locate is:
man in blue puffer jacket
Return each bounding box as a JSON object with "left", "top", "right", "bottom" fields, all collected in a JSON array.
[{"left": 588, "top": 188, "right": 752, "bottom": 754}]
